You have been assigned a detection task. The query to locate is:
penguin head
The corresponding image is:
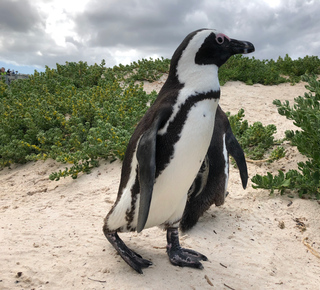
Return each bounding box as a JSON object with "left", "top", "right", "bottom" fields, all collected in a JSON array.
[
  {"left": 195, "top": 29, "right": 254, "bottom": 67},
  {"left": 171, "top": 29, "right": 254, "bottom": 72},
  {"left": 169, "top": 29, "right": 254, "bottom": 91},
  {"left": 194, "top": 29, "right": 255, "bottom": 67}
]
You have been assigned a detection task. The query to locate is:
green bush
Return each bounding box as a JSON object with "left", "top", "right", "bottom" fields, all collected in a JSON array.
[
  {"left": 1, "top": 55, "right": 319, "bottom": 181},
  {"left": 219, "top": 55, "right": 287, "bottom": 85},
  {"left": 276, "top": 54, "right": 320, "bottom": 84},
  {"left": 106, "top": 57, "right": 170, "bottom": 83},
  {"left": 0, "top": 61, "right": 157, "bottom": 180},
  {"left": 219, "top": 54, "right": 320, "bottom": 86},
  {"left": 252, "top": 74, "right": 320, "bottom": 198},
  {"left": 227, "top": 109, "right": 282, "bottom": 161}
]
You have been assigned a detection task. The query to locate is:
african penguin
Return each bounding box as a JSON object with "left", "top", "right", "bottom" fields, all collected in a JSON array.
[
  {"left": 103, "top": 28, "right": 254, "bottom": 274},
  {"left": 180, "top": 105, "right": 248, "bottom": 232}
]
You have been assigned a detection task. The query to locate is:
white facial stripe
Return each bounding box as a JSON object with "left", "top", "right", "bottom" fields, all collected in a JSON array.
[
  {"left": 177, "top": 29, "right": 221, "bottom": 94},
  {"left": 158, "top": 30, "right": 221, "bottom": 135}
]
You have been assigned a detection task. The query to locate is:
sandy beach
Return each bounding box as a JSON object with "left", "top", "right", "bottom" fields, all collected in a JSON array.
[{"left": 1, "top": 79, "right": 320, "bottom": 289}]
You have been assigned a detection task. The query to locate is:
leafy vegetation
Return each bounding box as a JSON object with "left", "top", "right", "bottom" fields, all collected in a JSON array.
[
  {"left": 227, "top": 109, "right": 283, "bottom": 161},
  {"left": 106, "top": 57, "right": 170, "bottom": 83},
  {"left": 219, "top": 54, "right": 320, "bottom": 85},
  {"left": 252, "top": 74, "right": 320, "bottom": 199},
  {"left": 0, "top": 54, "right": 319, "bottom": 185},
  {"left": 0, "top": 60, "right": 157, "bottom": 180}
]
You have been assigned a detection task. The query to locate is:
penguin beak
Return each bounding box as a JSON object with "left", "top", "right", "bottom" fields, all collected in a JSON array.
[{"left": 228, "top": 39, "right": 255, "bottom": 55}]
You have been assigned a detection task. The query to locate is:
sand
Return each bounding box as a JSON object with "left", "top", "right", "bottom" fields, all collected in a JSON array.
[{"left": 1, "top": 78, "right": 320, "bottom": 289}]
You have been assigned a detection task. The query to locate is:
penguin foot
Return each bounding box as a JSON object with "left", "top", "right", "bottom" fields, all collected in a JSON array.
[
  {"left": 104, "top": 230, "right": 152, "bottom": 274},
  {"left": 166, "top": 227, "right": 208, "bottom": 269}
]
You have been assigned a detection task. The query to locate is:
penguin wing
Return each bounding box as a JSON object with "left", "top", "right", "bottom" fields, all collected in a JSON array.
[
  {"left": 136, "top": 106, "right": 171, "bottom": 233},
  {"left": 225, "top": 126, "right": 248, "bottom": 189}
]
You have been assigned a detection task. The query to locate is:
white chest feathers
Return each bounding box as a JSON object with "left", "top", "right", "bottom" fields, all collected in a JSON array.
[
  {"left": 145, "top": 98, "right": 219, "bottom": 228},
  {"left": 107, "top": 98, "right": 219, "bottom": 232}
]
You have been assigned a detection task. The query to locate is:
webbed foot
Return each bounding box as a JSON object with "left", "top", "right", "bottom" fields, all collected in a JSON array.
[
  {"left": 104, "top": 229, "right": 152, "bottom": 274},
  {"left": 166, "top": 227, "right": 207, "bottom": 269}
]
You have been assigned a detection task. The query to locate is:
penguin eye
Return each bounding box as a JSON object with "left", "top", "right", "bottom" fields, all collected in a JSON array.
[
  {"left": 215, "top": 33, "right": 230, "bottom": 45},
  {"left": 216, "top": 36, "right": 224, "bottom": 44}
]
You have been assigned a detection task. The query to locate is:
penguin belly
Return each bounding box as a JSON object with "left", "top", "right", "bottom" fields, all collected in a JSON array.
[{"left": 144, "top": 98, "right": 219, "bottom": 229}]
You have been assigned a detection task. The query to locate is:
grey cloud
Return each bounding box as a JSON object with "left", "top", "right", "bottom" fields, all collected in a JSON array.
[
  {"left": 74, "top": 0, "right": 200, "bottom": 48},
  {"left": 1, "top": 0, "right": 320, "bottom": 73},
  {"left": 0, "top": 0, "right": 44, "bottom": 32}
]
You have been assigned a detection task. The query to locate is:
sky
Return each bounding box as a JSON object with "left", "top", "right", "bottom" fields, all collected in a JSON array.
[{"left": 0, "top": 0, "right": 319, "bottom": 74}]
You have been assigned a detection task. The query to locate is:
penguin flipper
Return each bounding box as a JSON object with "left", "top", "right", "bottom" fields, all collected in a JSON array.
[
  {"left": 225, "top": 127, "right": 248, "bottom": 189},
  {"left": 136, "top": 107, "right": 171, "bottom": 233}
]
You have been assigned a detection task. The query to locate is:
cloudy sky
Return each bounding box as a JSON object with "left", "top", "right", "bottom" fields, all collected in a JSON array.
[{"left": 0, "top": 0, "right": 319, "bottom": 74}]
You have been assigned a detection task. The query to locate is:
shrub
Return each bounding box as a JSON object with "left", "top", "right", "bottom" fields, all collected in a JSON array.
[
  {"left": 251, "top": 74, "right": 320, "bottom": 198},
  {"left": 1, "top": 55, "right": 318, "bottom": 181},
  {"left": 0, "top": 61, "right": 157, "bottom": 180},
  {"left": 219, "top": 55, "right": 287, "bottom": 85},
  {"left": 226, "top": 109, "right": 282, "bottom": 161}
]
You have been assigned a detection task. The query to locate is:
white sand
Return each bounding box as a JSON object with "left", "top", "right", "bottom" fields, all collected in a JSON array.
[{"left": 1, "top": 79, "right": 320, "bottom": 289}]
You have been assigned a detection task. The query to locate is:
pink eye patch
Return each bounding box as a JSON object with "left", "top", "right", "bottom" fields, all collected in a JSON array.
[{"left": 215, "top": 33, "right": 230, "bottom": 44}]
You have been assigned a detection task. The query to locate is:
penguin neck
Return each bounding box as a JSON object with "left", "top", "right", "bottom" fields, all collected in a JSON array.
[{"left": 176, "top": 63, "right": 220, "bottom": 95}]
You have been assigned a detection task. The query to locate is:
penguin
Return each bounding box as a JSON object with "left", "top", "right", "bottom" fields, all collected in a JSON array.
[
  {"left": 103, "top": 28, "right": 254, "bottom": 274},
  {"left": 180, "top": 105, "right": 248, "bottom": 232}
]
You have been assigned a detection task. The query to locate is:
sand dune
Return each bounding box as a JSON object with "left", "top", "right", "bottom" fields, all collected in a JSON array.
[{"left": 1, "top": 80, "right": 319, "bottom": 289}]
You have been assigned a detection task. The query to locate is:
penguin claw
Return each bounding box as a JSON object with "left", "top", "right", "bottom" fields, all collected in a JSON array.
[
  {"left": 177, "top": 247, "right": 208, "bottom": 261},
  {"left": 166, "top": 227, "right": 208, "bottom": 270},
  {"left": 123, "top": 247, "right": 153, "bottom": 274},
  {"left": 104, "top": 230, "right": 152, "bottom": 274},
  {"left": 167, "top": 247, "right": 208, "bottom": 269},
  {"left": 126, "top": 255, "right": 153, "bottom": 274}
]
